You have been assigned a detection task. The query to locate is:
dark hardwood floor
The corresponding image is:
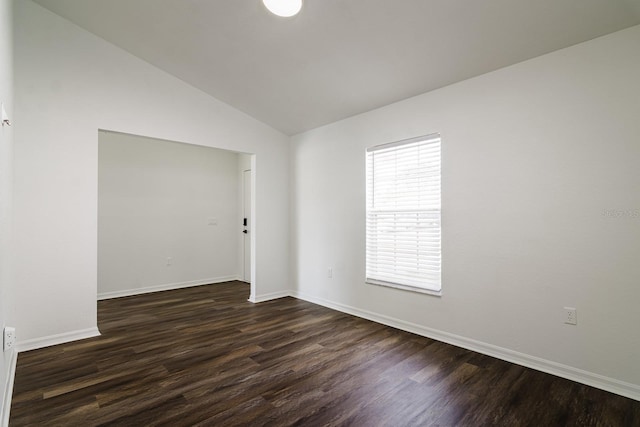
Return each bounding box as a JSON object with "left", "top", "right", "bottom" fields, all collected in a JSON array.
[{"left": 10, "top": 281, "right": 640, "bottom": 426}]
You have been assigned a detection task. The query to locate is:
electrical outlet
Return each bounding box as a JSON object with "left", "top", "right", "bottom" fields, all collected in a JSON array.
[
  {"left": 167, "top": 257, "right": 172, "bottom": 266},
  {"left": 564, "top": 307, "right": 577, "bottom": 325},
  {"left": 327, "top": 267, "right": 333, "bottom": 278},
  {"left": 3, "top": 327, "right": 16, "bottom": 352}
]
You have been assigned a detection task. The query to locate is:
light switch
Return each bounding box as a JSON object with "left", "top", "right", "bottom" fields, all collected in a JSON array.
[{"left": 208, "top": 217, "right": 217, "bottom": 226}]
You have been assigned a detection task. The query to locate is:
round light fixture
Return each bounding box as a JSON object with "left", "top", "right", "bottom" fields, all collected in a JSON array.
[{"left": 262, "top": 0, "right": 302, "bottom": 17}]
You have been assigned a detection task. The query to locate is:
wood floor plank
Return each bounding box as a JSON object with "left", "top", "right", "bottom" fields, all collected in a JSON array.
[{"left": 10, "top": 281, "right": 640, "bottom": 426}]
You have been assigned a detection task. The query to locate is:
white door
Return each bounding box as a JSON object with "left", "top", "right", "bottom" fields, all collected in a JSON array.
[{"left": 243, "top": 169, "right": 251, "bottom": 283}]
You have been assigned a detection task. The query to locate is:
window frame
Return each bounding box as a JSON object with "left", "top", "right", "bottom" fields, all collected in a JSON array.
[{"left": 365, "top": 133, "right": 442, "bottom": 296}]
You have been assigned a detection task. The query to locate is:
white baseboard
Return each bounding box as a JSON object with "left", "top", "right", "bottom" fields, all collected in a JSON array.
[
  {"left": 249, "top": 290, "right": 292, "bottom": 304},
  {"left": 291, "top": 291, "right": 640, "bottom": 402},
  {"left": 97, "top": 276, "right": 241, "bottom": 300},
  {"left": 1, "top": 349, "right": 17, "bottom": 427},
  {"left": 16, "top": 327, "right": 101, "bottom": 353}
]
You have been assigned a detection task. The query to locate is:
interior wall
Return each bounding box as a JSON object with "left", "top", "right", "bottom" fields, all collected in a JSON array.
[
  {"left": 0, "top": 0, "right": 14, "bottom": 420},
  {"left": 98, "top": 131, "right": 242, "bottom": 299},
  {"left": 290, "top": 25, "right": 640, "bottom": 398},
  {"left": 13, "top": 0, "right": 290, "bottom": 350}
]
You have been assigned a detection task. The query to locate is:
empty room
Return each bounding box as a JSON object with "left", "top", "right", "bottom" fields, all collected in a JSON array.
[{"left": 1, "top": 0, "right": 640, "bottom": 425}]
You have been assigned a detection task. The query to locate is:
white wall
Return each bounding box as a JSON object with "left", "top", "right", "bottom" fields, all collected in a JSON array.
[
  {"left": 98, "top": 132, "right": 242, "bottom": 298},
  {"left": 0, "top": 0, "right": 14, "bottom": 422},
  {"left": 13, "top": 0, "right": 290, "bottom": 350},
  {"left": 291, "top": 25, "right": 640, "bottom": 399}
]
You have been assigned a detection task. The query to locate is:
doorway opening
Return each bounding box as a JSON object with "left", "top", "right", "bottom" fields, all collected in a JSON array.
[{"left": 97, "top": 130, "right": 255, "bottom": 301}]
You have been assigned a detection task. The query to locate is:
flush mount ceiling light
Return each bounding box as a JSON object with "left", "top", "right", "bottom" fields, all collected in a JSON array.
[{"left": 262, "top": 0, "right": 303, "bottom": 17}]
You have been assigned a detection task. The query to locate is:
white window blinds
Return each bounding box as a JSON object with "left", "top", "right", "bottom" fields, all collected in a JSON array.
[{"left": 366, "top": 134, "right": 441, "bottom": 293}]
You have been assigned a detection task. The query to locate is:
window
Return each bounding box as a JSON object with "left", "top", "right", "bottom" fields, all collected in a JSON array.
[{"left": 366, "top": 134, "right": 441, "bottom": 295}]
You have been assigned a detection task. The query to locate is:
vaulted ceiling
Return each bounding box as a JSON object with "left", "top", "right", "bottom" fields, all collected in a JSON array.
[{"left": 34, "top": 0, "right": 640, "bottom": 135}]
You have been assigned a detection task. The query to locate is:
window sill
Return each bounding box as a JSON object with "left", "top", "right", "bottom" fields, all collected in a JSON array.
[{"left": 366, "top": 279, "right": 442, "bottom": 297}]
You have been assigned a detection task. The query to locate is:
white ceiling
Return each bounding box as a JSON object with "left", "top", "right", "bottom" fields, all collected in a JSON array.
[{"left": 33, "top": 0, "right": 640, "bottom": 135}]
